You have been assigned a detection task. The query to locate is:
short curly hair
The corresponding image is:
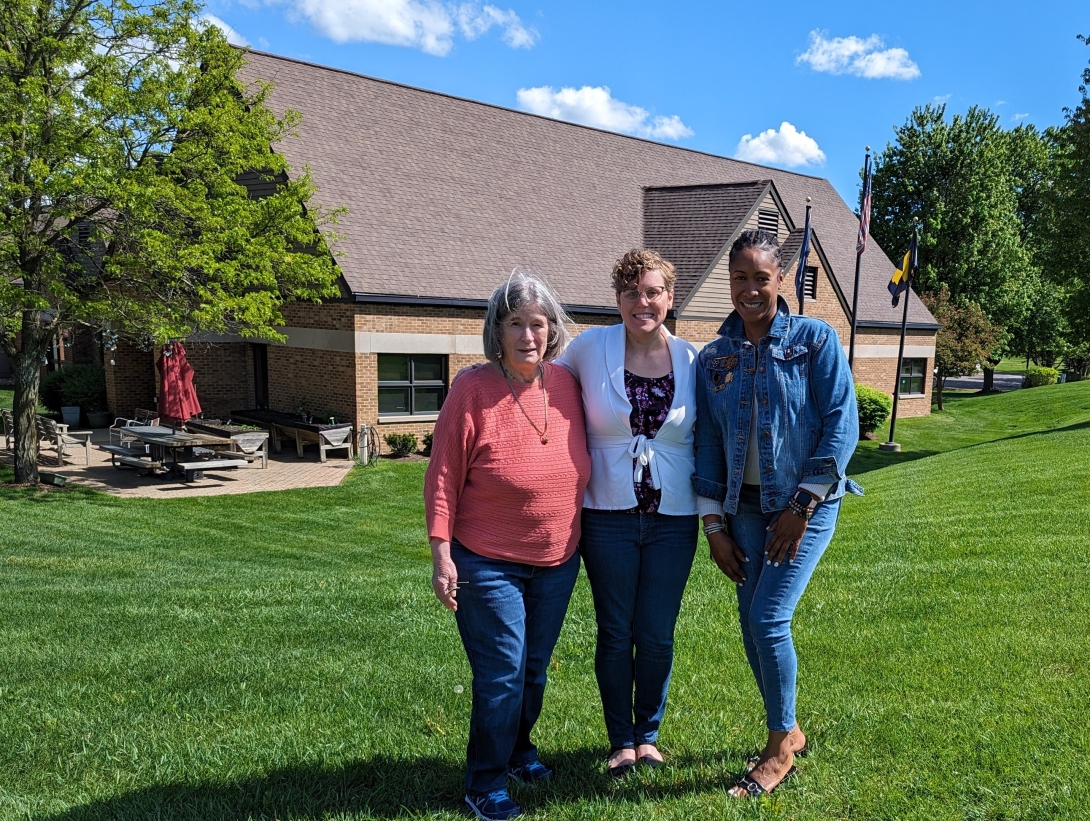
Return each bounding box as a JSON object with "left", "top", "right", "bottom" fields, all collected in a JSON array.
[{"left": 611, "top": 249, "right": 677, "bottom": 293}]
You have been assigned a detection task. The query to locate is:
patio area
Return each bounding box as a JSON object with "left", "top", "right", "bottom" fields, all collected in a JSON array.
[{"left": 2, "top": 428, "right": 356, "bottom": 498}]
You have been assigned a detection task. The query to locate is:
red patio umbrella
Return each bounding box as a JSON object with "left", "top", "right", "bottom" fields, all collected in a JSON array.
[{"left": 157, "top": 342, "right": 202, "bottom": 424}]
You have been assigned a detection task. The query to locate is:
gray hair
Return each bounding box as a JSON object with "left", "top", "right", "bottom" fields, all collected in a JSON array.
[
  {"left": 729, "top": 229, "right": 783, "bottom": 272},
  {"left": 483, "top": 269, "right": 572, "bottom": 363}
]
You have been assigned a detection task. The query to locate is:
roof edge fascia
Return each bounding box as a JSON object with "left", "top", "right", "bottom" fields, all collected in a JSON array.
[
  {"left": 353, "top": 293, "right": 620, "bottom": 315},
  {"left": 855, "top": 319, "right": 941, "bottom": 331}
]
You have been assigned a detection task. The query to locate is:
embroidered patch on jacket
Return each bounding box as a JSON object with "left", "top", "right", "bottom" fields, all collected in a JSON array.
[{"left": 713, "top": 355, "right": 738, "bottom": 371}]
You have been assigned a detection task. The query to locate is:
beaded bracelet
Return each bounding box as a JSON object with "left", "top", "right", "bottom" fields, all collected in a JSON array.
[
  {"left": 703, "top": 521, "right": 725, "bottom": 536},
  {"left": 786, "top": 498, "right": 814, "bottom": 520}
]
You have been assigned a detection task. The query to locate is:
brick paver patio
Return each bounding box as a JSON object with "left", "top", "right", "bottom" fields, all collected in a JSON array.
[{"left": 2, "top": 429, "right": 356, "bottom": 498}]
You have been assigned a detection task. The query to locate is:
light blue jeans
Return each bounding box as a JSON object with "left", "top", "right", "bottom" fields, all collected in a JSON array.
[{"left": 729, "top": 484, "right": 840, "bottom": 733}]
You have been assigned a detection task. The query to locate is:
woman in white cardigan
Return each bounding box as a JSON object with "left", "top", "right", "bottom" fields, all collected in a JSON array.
[{"left": 558, "top": 249, "right": 699, "bottom": 777}]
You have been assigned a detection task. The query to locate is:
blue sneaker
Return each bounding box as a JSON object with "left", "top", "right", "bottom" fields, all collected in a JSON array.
[
  {"left": 507, "top": 759, "right": 554, "bottom": 785},
  {"left": 464, "top": 789, "right": 521, "bottom": 820}
]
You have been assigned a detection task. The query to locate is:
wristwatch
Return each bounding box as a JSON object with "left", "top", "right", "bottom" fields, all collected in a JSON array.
[{"left": 791, "top": 489, "right": 819, "bottom": 510}]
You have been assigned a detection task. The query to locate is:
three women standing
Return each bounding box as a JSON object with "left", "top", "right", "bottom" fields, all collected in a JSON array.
[{"left": 559, "top": 249, "right": 699, "bottom": 776}]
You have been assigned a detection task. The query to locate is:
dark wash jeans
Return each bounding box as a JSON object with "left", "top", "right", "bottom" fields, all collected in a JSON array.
[
  {"left": 730, "top": 484, "right": 840, "bottom": 732},
  {"left": 579, "top": 509, "right": 698, "bottom": 748},
  {"left": 450, "top": 539, "right": 580, "bottom": 794}
]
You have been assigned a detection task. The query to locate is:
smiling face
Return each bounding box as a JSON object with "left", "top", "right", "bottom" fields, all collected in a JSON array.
[
  {"left": 729, "top": 246, "right": 784, "bottom": 339},
  {"left": 500, "top": 304, "right": 550, "bottom": 379},
  {"left": 616, "top": 269, "right": 674, "bottom": 342}
]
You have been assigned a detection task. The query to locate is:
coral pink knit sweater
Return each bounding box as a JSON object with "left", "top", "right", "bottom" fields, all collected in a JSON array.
[{"left": 425, "top": 363, "right": 590, "bottom": 566}]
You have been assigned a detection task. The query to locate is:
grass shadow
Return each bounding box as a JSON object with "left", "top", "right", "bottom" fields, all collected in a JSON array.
[
  {"left": 39, "top": 748, "right": 749, "bottom": 821},
  {"left": 848, "top": 445, "right": 941, "bottom": 476}
]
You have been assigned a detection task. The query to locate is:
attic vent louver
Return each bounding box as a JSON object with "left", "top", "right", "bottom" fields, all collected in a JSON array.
[
  {"left": 757, "top": 209, "right": 779, "bottom": 235},
  {"left": 802, "top": 265, "right": 818, "bottom": 300}
]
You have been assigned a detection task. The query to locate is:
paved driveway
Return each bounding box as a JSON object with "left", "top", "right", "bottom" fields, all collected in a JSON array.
[{"left": 942, "top": 372, "right": 1023, "bottom": 392}]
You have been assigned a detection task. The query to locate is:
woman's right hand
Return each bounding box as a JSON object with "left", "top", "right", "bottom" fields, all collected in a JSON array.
[
  {"left": 708, "top": 530, "right": 747, "bottom": 585},
  {"left": 430, "top": 538, "right": 459, "bottom": 611}
]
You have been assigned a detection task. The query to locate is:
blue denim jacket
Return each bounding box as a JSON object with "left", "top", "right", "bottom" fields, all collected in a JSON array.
[{"left": 692, "top": 297, "right": 864, "bottom": 515}]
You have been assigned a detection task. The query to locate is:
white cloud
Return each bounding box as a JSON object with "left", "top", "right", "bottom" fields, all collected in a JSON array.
[
  {"left": 995, "top": 99, "right": 1008, "bottom": 106},
  {"left": 516, "top": 85, "right": 694, "bottom": 141},
  {"left": 258, "top": 36, "right": 272, "bottom": 49},
  {"left": 198, "top": 13, "right": 250, "bottom": 47},
  {"left": 457, "top": 4, "right": 537, "bottom": 48},
  {"left": 734, "top": 122, "right": 826, "bottom": 168},
  {"left": 797, "top": 30, "right": 920, "bottom": 80},
  {"left": 1012, "top": 112, "right": 1030, "bottom": 122},
  {"left": 272, "top": 0, "right": 534, "bottom": 55},
  {"left": 933, "top": 93, "right": 951, "bottom": 103}
]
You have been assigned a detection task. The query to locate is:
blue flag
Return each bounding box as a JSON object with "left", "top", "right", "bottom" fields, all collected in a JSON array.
[
  {"left": 888, "top": 228, "right": 918, "bottom": 307},
  {"left": 795, "top": 206, "right": 812, "bottom": 307}
]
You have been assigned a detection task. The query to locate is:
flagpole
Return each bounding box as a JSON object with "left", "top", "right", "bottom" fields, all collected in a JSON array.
[
  {"left": 797, "top": 198, "right": 812, "bottom": 315},
  {"left": 848, "top": 147, "right": 871, "bottom": 371},
  {"left": 880, "top": 217, "right": 919, "bottom": 453}
]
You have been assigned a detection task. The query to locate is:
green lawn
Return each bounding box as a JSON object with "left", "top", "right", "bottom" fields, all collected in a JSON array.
[
  {"left": 2, "top": 383, "right": 1090, "bottom": 820},
  {"left": 0, "top": 387, "right": 49, "bottom": 415}
]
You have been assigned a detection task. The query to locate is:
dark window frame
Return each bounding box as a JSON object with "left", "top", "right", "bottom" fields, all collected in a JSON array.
[
  {"left": 377, "top": 353, "right": 448, "bottom": 416},
  {"left": 898, "top": 358, "right": 927, "bottom": 396}
]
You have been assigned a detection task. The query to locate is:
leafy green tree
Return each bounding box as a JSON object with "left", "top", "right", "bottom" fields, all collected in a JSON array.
[
  {"left": 1037, "top": 35, "right": 1090, "bottom": 350},
  {"left": 870, "top": 105, "right": 1035, "bottom": 388},
  {"left": 0, "top": 0, "right": 340, "bottom": 484},
  {"left": 921, "top": 287, "right": 1003, "bottom": 411}
]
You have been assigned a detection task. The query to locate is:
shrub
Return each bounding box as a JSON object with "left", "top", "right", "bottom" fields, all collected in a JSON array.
[
  {"left": 1023, "top": 366, "right": 1059, "bottom": 388},
  {"left": 384, "top": 432, "right": 418, "bottom": 457},
  {"left": 856, "top": 384, "right": 893, "bottom": 437},
  {"left": 422, "top": 431, "right": 434, "bottom": 456},
  {"left": 39, "top": 364, "right": 108, "bottom": 413}
]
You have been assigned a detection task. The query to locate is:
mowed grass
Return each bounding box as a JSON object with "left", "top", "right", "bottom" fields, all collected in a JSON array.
[{"left": 1, "top": 383, "right": 1089, "bottom": 820}]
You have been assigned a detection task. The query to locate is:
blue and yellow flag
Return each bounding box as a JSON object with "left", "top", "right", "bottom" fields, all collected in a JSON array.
[{"left": 888, "top": 230, "right": 918, "bottom": 307}]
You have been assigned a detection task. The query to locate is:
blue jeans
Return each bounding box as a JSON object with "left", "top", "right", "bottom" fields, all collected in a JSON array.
[
  {"left": 451, "top": 540, "right": 580, "bottom": 794},
  {"left": 580, "top": 509, "right": 698, "bottom": 748},
  {"left": 729, "top": 485, "right": 840, "bottom": 733}
]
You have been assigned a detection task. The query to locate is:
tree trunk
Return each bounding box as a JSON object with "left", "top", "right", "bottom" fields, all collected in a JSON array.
[
  {"left": 982, "top": 366, "right": 995, "bottom": 393},
  {"left": 12, "top": 318, "right": 50, "bottom": 485},
  {"left": 935, "top": 375, "right": 945, "bottom": 411}
]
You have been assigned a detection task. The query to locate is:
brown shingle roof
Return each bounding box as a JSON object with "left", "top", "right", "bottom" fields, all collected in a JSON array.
[
  {"left": 237, "top": 50, "right": 936, "bottom": 327},
  {"left": 642, "top": 182, "right": 767, "bottom": 302}
]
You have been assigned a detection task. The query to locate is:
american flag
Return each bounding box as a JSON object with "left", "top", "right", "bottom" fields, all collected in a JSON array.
[{"left": 857, "top": 153, "right": 872, "bottom": 255}]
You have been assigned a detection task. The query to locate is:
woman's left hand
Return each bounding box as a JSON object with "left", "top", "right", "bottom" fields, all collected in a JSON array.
[{"left": 765, "top": 510, "right": 808, "bottom": 566}]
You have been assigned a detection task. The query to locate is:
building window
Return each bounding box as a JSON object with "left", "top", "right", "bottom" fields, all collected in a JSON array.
[
  {"left": 378, "top": 354, "right": 447, "bottom": 416},
  {"left": 758, "top": 208, "right": 779, "bottom": 235},
  {"left": 899, "top": 358, "right": 926, "bottom": 396},
  {"left": 801, "top": 265, "right": 818, "bottom": 300}
]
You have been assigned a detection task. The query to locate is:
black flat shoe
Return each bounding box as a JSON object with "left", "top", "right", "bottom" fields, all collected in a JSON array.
[{"left": 606, "top": 745, "right": 636, "bottom": 779}]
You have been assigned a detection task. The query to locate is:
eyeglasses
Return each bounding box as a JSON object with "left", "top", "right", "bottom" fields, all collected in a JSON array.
[{"left": 619, "top": 286, "right": 669, "bottom": 303}]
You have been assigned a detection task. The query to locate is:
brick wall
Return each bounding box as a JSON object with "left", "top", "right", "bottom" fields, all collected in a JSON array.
[
  {"left": 268, "top": 345, "right": 357, "bottom": 424},
  {"left": 181, "top": 342, "right": 255, "bottom": 419},
  {"left": 104, "top": 342, "right": 156, "bottom": 417}
]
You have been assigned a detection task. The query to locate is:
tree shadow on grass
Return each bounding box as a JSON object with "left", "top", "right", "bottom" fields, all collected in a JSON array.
[{"left": 39, "top": 748, "right": 749, "bottom": 821}]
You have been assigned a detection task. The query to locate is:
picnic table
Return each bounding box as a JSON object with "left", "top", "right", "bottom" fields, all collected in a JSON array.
[
  {"left": 231, "top": 409, "right": 354, "bottom": 462},
  {"left": 106, "top": 426, "right": 246, "bottom": 481}
]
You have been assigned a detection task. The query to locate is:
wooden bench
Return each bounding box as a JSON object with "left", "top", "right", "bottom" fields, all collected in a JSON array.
[
  {"left": 1, "top": 408, "right": 13, "bottom": 449},
  {"left": 212, "top": 449, "right": 267, "bottom": 468},
  {"left": 175, "top": 458, "right": 247, "bottom": 482},
  {"left": 36, "top": 416, "right": 93, "bottom": 466},
  {"left": 117, "top": 456, "right": 163, "bottom": 473}
]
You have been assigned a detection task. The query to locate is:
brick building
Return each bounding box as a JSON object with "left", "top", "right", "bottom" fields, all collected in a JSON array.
[{"left": 106, "top": 50, "right": 938, "bottom": 446}]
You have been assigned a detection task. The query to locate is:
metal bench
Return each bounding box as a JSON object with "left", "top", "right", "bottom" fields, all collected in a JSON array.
[
  {"left": 175, "top": 458, "right": 247, "bottom": 482},
  {"left": 100, "top": 444, "right": 155, "bottom": 468},
  {"left": 1, "top": 408, "right": 13, "bottom": 448}
]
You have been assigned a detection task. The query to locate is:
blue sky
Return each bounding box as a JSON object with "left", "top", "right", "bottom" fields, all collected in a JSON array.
[{"left": 202, "top": 0, "right": 1089, "bottom": 205}]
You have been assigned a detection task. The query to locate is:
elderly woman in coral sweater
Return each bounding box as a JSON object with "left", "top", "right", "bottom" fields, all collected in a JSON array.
[{"left": 425, "top": 270, "right": 590, "bottom": 821}]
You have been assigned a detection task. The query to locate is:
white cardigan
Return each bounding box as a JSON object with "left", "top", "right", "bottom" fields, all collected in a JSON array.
[{"left": 558, "top": 324, "right": 698, "bottom": 515}]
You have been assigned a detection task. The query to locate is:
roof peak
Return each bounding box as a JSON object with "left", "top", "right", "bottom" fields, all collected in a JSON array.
[{"left": 239, "top": 48, "right": 831, "bottom": 185}]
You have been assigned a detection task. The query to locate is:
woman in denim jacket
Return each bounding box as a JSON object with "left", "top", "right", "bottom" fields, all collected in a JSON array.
[{"left": 692, "top": 229, "right": 863, "bottom": 797}]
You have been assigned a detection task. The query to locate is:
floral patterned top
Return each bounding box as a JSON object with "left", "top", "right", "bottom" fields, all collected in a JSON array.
[{"left": 624, "top": 369, "right": 676, "bottom": 513}]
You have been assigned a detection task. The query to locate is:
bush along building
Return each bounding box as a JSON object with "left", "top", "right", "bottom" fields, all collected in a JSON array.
[{"left": 105, "top": 50, "right": 939, "bottom": 448}]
